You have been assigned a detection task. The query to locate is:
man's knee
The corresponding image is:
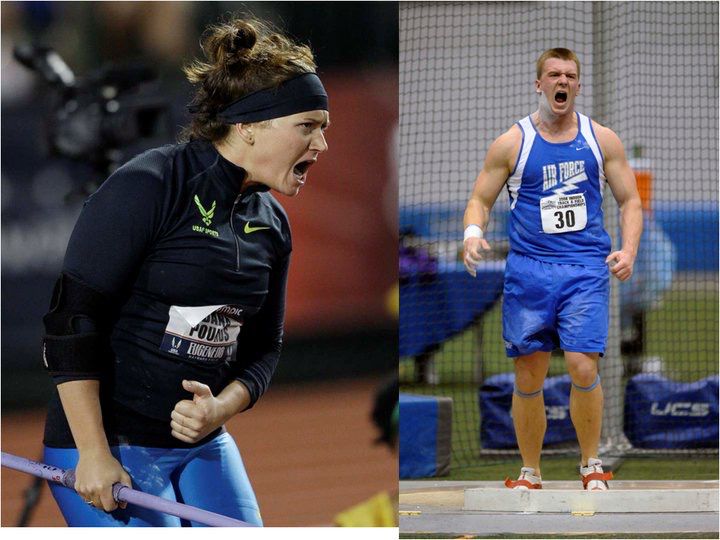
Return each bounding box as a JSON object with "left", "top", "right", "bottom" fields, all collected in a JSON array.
[
  {"left": 514, "top": 354, "right": 549, "bottom": 395},
  {"left": 565, "top": 353, "right": 599, "bottom": 387},
  {"left": 514, "top": 370, "right": 544, "bottom": 394}
]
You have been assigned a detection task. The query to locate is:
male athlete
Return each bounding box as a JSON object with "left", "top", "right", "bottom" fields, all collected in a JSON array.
[{"left": 463, "top": 48, "right": 642, "bottom": 490}]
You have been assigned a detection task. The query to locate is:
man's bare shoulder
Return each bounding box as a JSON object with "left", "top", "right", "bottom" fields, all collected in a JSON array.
[
  {"left": 495, "top": 124, "right": 523, "bottom": 148},
  {"left": 590, "top": 119, "right": 624, "bottom": 158},
  {"left": 487, "top": 125, "right": 522, "bottom": 165}
]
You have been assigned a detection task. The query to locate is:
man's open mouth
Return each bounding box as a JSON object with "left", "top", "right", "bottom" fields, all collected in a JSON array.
[
  {"left": 555, "top": 91, "right": 568, "bottom": 104},
  {"left": 293, "top": 160, "right": 315, "bottom": 182}
]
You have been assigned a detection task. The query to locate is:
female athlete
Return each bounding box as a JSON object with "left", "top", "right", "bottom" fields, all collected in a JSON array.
[{"left": 40, "top": 16, "right": 329, "bottom": 526}]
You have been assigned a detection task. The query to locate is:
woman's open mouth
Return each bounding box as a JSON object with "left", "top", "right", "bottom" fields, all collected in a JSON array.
[{"left": 292, "top": 160, "right": 315, "bottom": 184}]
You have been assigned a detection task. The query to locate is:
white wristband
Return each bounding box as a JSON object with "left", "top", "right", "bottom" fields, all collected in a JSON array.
[{"left": 464, "top": 224, "right": 484, "bottom": 241}]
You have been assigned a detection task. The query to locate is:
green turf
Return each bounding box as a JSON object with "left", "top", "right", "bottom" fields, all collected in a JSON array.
[
  {"left": 400, "top": 280, "right": 719, "bottom": 473},
  {"left": 645, "top": 289, "right": 719, "bottom": 381}
]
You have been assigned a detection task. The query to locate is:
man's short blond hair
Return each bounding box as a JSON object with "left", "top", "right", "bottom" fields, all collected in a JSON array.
[{"left": 536, "top": 48, "right": 581, "bottom": 79}]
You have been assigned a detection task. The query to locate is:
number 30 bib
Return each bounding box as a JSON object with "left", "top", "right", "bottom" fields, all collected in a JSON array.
[{"left": 540, "top": 193, "right": 588, "bottom": 234}]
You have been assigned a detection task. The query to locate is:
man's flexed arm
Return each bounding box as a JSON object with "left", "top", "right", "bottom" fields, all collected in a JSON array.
[
  {"left": 595, "top": 123, "right": 643, "bottom": 281},
  {"left": 463, "top": 127, "right": 520, "bottom": 276}
]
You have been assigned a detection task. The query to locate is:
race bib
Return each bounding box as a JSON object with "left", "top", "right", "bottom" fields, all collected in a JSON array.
[
  {"left": 540, "top": 193, "right": 588, "bottom": 234},
  {"left": 160, "top": 305, "right": 243, "bottom": 364}
]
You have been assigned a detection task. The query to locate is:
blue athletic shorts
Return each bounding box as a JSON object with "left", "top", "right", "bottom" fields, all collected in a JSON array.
[
  {"left": 502, "top": 252, "right": 609, "bottom": 357},
  {"left": 43, "top": 431, "right": 262, "bottom": 527}
]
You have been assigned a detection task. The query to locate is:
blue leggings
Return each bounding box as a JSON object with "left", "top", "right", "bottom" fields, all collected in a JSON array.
[{"left": 43, "top": 432, "right": 262, "bottom": 527}]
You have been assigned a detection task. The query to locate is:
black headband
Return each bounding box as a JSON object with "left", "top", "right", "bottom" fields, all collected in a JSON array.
[{"left": 216, "top": 72, "right": 328, "bottom": 124}]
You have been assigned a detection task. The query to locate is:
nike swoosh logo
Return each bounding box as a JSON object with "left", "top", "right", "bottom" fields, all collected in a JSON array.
[{"left": 244, "top": 222, "right": 270, "bottom": 234}]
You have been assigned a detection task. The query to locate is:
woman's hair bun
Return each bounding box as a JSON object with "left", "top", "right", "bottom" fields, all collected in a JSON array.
[
  {"left": 228, "top": 20, "right": 257, "bottom": 54},
  {"left": 204, "top": 19, "right": 258, "bottom": 67}
]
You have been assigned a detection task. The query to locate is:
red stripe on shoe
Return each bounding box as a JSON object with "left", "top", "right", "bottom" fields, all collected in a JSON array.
[
  {"left": 504, "top": 477, "right": 542, "bottom": 489},
  {"left": 581, "top": 470, "right": 613, "bottom": 489}
]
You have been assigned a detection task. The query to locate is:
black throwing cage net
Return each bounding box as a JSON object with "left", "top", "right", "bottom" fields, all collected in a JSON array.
[{"left": 399, "top": 1, "right": 719, "bottom": 473}]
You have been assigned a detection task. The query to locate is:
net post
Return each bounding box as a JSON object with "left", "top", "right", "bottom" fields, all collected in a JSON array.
[
  {"left": 600, "top": 190, "right": 631, "bottom": 455},
  {"left": 592, "top": 2, "right": 631, "bottom": 458}
]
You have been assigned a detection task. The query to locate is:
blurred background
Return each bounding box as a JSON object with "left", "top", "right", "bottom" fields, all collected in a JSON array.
[{"left": 1, "top": 1, "right": 398, "bottom": 527}]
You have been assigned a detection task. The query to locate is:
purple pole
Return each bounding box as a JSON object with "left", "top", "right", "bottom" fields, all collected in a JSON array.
[{"left": 1, "top": 452, "right": 253, "bottom": 527}]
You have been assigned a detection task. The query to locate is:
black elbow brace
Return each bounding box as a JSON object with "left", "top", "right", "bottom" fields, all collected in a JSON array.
[{"left": 42, "top": 273, "right": 112, "bottom": 379}]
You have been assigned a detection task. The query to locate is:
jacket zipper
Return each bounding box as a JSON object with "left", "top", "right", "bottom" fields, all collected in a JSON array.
[{"left": 229, "top": 194, "right": 242, "bottom": 272}]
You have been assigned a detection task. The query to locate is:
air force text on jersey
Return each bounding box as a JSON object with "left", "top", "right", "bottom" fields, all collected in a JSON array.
[{"left": 542, "top": 160, "right": 587, "bottom": 192}]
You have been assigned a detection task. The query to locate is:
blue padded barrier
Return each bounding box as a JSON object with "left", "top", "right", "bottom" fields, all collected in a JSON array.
[
  {"left": 624, "top": 374, "right": 719, "bottom": 449},
  {"left": 400, "top": 393, "right": 452, "bottom": 478}
]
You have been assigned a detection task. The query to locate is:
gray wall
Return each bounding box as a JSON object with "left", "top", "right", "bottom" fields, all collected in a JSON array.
[{"left": 400, "top": 1, "right": 718, "bottom": 207}]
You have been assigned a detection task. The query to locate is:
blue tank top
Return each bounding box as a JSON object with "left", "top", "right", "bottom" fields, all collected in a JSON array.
[{"left": 506, "top": 112, "right": 611, "bottom": 265}]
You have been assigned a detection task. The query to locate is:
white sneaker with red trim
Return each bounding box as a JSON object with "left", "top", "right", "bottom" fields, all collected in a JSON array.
[
  {"left": 504, "top": 466, "right": 542, "bottom": 490},
  {"left": 580, "top": 457, "right": 613, "bottom": 490}
]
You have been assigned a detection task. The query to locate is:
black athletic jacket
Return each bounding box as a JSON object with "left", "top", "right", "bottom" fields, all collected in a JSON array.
[{"left": 44, "top": 139, "right": 291, "bottom": 448}]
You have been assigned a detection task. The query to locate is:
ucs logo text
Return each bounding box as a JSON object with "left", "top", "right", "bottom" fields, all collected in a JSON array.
[{"left": 650, "top": 402, "right": 710, "bottom": 417}]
